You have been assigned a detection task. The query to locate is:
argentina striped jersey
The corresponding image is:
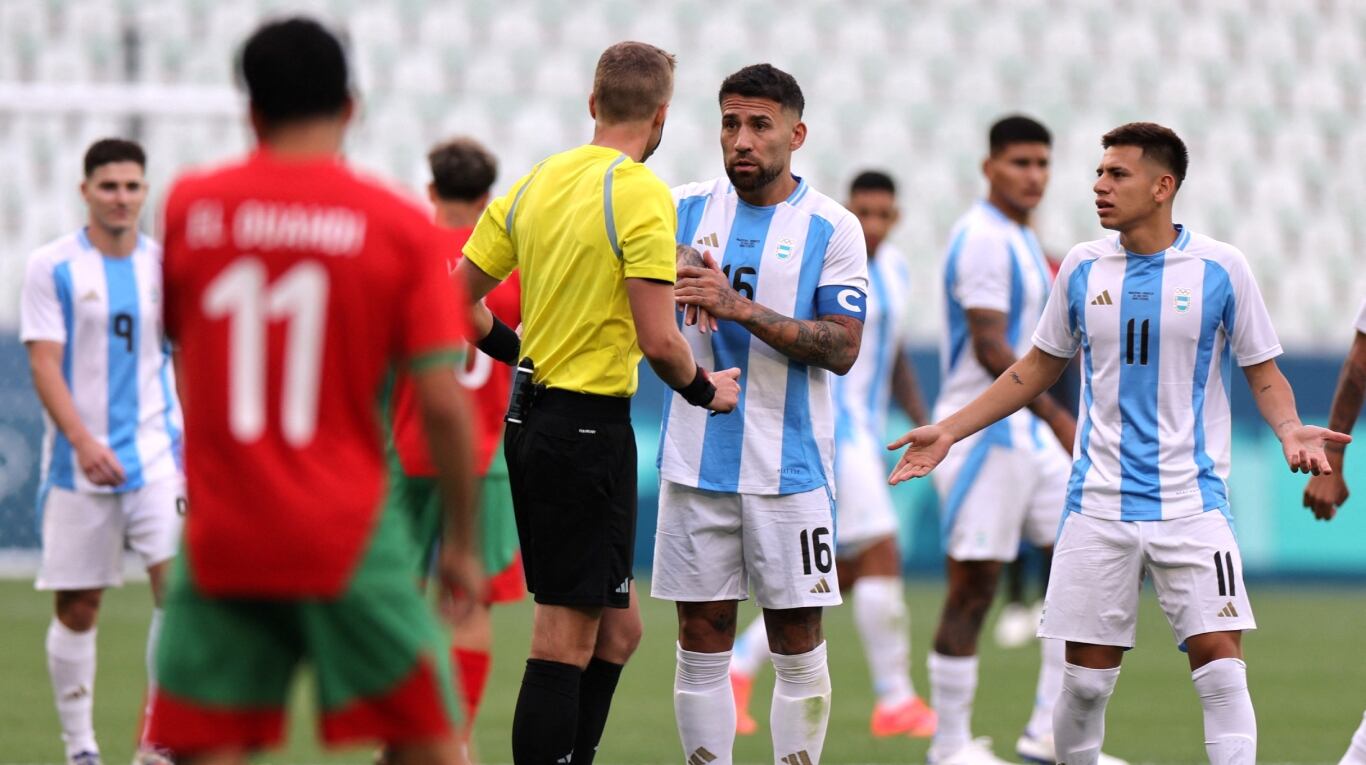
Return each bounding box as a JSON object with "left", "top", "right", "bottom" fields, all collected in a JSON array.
[
  {"left": 834, "top": 242, "right": 912, "bottom": 450},
  {"left": 1032, "top": 226, "right": 1282, "bottom": 521},
  {"left": 658, "top": 177, "right": 869, "bottom": 496},
  {"left": 20, "top": 229, "right": 183, "bottom": 496},
  {"left": 936, "top": 200, "right": 1055, "bottom": 448}
]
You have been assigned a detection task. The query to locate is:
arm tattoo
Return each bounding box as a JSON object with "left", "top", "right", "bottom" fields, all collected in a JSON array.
[
  {"left": 1010, "top": 371, "right": 1024, "bottom": 385},
  {"left": 740, "top": 306, "right": 863, "bottom": 373},
  {"left": 676, "top": 243, "right": 705, "bottom": 269}
]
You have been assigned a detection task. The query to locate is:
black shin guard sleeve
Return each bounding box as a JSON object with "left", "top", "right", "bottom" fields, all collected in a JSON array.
[
  {"left": 512, "top": 659, "right": 582, "bottom": 765},
  {"left": 570, "top": 658, "right": 625, "bottom": 765}
]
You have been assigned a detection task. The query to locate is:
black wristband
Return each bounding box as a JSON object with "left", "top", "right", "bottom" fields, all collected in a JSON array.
[
  {"left": 475, "top": 316, "right": 521, "bottom": 365},
  {"left": 674, "top": 365, "right": 716, "bottom": 407}
]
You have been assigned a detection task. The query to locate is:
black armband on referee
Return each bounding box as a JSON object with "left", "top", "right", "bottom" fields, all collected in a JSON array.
[
  {"left": 476, "top": 316, "right": 521, "bottom": 365},
  {"left": 673, "top": 366, "right": 716, "bottom": 407}
]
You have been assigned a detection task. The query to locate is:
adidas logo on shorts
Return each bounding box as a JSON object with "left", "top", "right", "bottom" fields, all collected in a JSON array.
[
  {"left": 809, "top": 577, "right": 832, "bottom": 594},
  {"left": 1217, "top": 601, "right": 1239, "bottom": 618},
  {"left": 780, "top": 751, "right": 815, "bottom": 765}
]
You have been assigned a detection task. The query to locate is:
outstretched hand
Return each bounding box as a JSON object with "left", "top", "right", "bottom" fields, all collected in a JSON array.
[
  {"left": 1281, "top": 425, "right": 1352, "bottom": 476},
  {"left": 886, "top": 424, "right": 955, "bottom": 485}
]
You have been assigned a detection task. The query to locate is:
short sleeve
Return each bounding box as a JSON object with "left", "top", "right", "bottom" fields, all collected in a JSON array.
[
  {"left": 1223, "top": 253, "right": 1282, "bottom": 367},
  {"left": 399, "top": 218, "right": 470, "bottom": 371},
  {"left": 1032, "top": 247, "right": 1085, "bottom": 359},
  {"left": 1354, "top": 299, "right": 1366, "bottom": 334},
  {"left": 613, "top": 165, "right": 677, "bottom": 283},
  {"left": 813, "top": 213, "right": 869, "bottom": 319},
  {"left": 464, "top": 169, "right": 536, "bottom": 282},
  {"left": 951, "top": 227, "right": 1012, "bottom": 314},
  {"left": 19, "top": 252, "right": 67, "bottom": 344}
]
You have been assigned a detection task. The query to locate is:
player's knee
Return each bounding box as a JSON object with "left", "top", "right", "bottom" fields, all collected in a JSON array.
[
  {"left": 1185, "top": 630, "right": 1243, "bottom": 670},
  {"left": 596, "top": 613, "right": 643, "bottom": 663},
  {"left": 764, "top": 608, "right": 823, "bottom": 656},
  {"left": 1063, "top": 662, "right": 1120, "bottom": 707},
  {"left": 54, "top": 589, "right": 102, "bottom": 631},
  {"left": 677, "top": 602, "right": 738, "bottom": 652}
]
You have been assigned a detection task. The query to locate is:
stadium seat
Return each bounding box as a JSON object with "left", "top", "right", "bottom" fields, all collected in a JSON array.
[{"left": 0, "top": 0, "right": 1360, "bottom": 348}]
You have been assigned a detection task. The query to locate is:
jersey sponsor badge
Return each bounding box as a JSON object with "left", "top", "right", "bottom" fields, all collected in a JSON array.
[{"left": 1173, "top": 287, "right": 1192, "bottom": 313}]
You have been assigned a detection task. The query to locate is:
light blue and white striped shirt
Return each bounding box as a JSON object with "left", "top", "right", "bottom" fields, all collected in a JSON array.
[
  {"left": 20, "top": 228, "right": 183, "bottom": 497},
  {"left": 935, "top": 200, "right": 1054, "bottom": 449},
  {"left": 658, "top": 177, "right": 869, "bottom": 496},
  {"left": 834, "top": 242, "right": 912, "bottom": 451},
  {"left": 1033, "top": 226, "right": 1282, "bottom": 521}
]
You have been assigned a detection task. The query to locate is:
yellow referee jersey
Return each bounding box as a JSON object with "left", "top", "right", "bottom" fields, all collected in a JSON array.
[{"left": 464, "top": 144, "right": 676, "bottom": 397}]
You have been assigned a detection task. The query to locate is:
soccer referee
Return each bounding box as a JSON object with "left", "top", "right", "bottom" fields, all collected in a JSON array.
[{"left": 457, "top": 42, "right": 740, "bottom": 765}]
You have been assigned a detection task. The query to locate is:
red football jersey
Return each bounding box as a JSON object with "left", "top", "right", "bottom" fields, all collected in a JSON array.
[
  {"left": 162, "top": 150, "right": 468, "bottom": 598},
  {"left": 391, "top": 226, "right": 520, "bottom": 477}
]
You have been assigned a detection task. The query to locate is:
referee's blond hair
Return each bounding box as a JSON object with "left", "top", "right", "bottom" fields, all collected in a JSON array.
[{"left": 593, "top": 41, "right": 676, "bottom": 124}]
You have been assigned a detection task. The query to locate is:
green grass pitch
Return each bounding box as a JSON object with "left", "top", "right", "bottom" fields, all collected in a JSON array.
[{"left": 1, "top": 578, "right": 1363, "bottom": 764}]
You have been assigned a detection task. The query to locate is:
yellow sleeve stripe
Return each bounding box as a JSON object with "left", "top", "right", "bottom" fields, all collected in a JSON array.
[
  {"left": 407, "top": 347, "right": 466, "bottom": 372},
  {"left": 602, "top": 154, "right": 628, "bottom": 260}
]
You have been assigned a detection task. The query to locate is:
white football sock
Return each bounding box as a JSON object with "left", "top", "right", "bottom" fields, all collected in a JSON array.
[
  {"left": 47, "top": 618, "right": 98, "bottom": 756},
  {"left": 1026, "top": 637, "right": 1066, "bottom": 737},
  {"left": 675, "top": 643, "right": 736, "bottom": 765},
  {"left": 141, "top": 607, "right": 164, "bottom": 745},
  {"left": 770, "top": 641, "right": 832, "bottom": 765},
  {"left": 928, "top": 652, "right": 977, "bottom": 755},
  {"left": 1339, "top": 710, "right": 1366, "bottom": 765},
  {"left": 1192, "top": 658, "right": 1256, "bottom": 765},
  {"left": 852, "top": 576, "right": 915, "bottom": 706},
  {"left": 730, "top": 615, "right": 770, "bottom": 678},
  {"left": 1053, "top": 662, "right": 1119, "bottom": 765}
]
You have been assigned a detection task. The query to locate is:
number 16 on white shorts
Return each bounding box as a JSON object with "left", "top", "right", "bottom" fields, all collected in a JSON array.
[
  {"left": 651, "top": 480, "right": 843, "bottom": 609},
  {"left": 1039, "top": 510, "right": 1256, "bottom": 648}
]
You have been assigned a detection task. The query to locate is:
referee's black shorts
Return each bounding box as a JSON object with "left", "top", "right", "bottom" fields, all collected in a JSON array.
[{"left": 504, "top": 388, "right": 636, "bottom": 609}]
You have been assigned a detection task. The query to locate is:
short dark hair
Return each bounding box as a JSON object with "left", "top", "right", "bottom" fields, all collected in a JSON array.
[
  {"left": 239, "top": 17, "right": 349, "bottom": 126},
  {"left": 83, "top": 138, "right": 145, "bottom": 177},
  {"left": 428, "top": 137, "right": 498, "bottom": 201},
  {"left": 989, "top": 115, "right": 1051, "bottom": 154},
  {"left": 1101, "top": 122, "right": 1189, "bottom": 188},
  {"left": 593, "top": 41, "right": 676, "bottom": 123},
  {"left": 849, "top": 170, "right": 896, "bottom": 196},
  {"left": 718, "top": 64, "right": 804, "bottom": 118}
]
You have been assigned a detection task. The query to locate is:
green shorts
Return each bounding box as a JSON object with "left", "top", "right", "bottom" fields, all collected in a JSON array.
[
  {"left": 147, "top": 498, "right": 459, "bottom": 754},
  {"left": 389, "top": 446, "right": 521, "bottom": 578}
]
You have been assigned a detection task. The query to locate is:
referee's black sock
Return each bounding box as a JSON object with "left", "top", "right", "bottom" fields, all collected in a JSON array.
[
  {"left": 571, "top": 657, "right": 625, "bottom": 765},
  {"left": 512, "top": 658, "right": 581, "bottom": 765}
]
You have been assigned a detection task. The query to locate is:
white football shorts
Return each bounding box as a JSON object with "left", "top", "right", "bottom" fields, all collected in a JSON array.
[
  {"left": 1038, "top": 510, "right": 1257, "bottom": 648},
  {"left": 833, "top": 435, "right": 899, "bottom": 556},
  {"left": 36, "top": 476, "right": 185, "bottom": 590},
  {"left": 931, "top": 431, "right": 1071, "bottom": 562},
  {"left": 651, "top": 480, "right": 842, "bottom": 610}
]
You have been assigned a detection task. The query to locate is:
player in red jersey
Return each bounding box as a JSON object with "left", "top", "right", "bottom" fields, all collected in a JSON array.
[
  {"left": 147, "top": 18, "right": 481, "bottom": 764},
  {"left": 385, "top": 136, "right": 525, "bottom": 755}
]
